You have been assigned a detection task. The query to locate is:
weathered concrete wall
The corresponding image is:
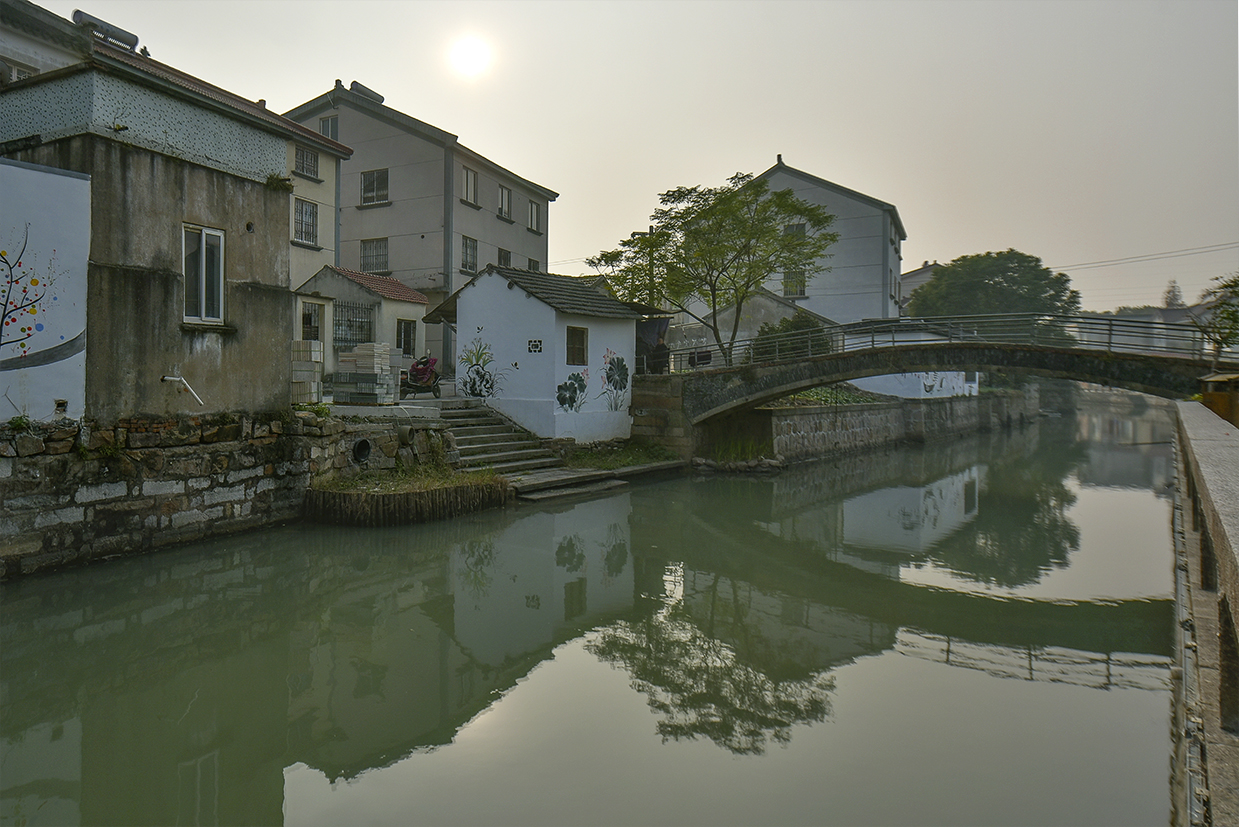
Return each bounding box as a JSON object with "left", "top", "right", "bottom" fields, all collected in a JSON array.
[
  {"left": 5, "top": 135, "right": 293, "bottom": 423},
  {"left": 0, "top": 411, "right": 445, "bottom": 578},
  {"left": 1174, "top": 401, "right": 1239, "bottom": 824}
]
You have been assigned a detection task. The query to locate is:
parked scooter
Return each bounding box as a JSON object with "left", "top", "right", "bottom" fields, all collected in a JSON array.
[{"left": 400, "top": 356, "right": 442, "bottom": 398}]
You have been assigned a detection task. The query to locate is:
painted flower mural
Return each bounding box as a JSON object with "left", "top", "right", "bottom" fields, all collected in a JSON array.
[
  {"left": 599, "top": 348, "right": 629, "bottom": 411},
  {"left": 556, "top": 370, "right": 588, "bottom": 412},
  {"left": 1, "top": 224, "right": 60, "bottom": 357}
]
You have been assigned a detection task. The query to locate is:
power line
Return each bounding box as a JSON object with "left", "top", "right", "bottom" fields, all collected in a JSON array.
[{"left": 1050, "top": 242, "right": 1239, "bottom": 271}]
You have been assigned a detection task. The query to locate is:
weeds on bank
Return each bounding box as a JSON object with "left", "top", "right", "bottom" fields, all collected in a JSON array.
[
  {"left": 312, "top": 460, "right": 500, "bottom": 494},
  {"left": 564, "top": 441, "right": 679, "bottom": 470}
]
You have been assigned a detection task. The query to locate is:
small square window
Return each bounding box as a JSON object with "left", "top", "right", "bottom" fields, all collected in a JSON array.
[
  {"left": 498, "top": 248, "right": 512, "bottom": 267},
  {"left": 302, "top": 302, "right": 323, "bottom": 341},
  {"left": 462, "top": 236, "right": 478, "bottom": 273},
  {"left": 498, "top": 185, "right": 512, "bottom": 219},
  {"left": 361, "top": 238, "right": 388, "bottom": 272},
  {"left": 783, "top": 270, "right": 806, "bottom": 298},
  {"left": 528, "top": 258, "right": 540, "bottom": 272},
  {"left": 463, "top": 167, "right": 479, "bottom": 205},
  {"left": 361, "top": 169, "right": 389, "bottom": 205},
  {"left": 294, "top": 199, "right": 318, "bottom": 246},
  {"left": 566, "top": 326, "right": 587, "bottom": 366},
  {"left": 294, "top": 146, "right": 319, "bottom": 178}
]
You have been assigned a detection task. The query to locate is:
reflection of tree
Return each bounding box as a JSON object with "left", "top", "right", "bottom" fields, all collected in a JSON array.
[
  {"left": 927, "top": 425, "right": 1086, "bottom": 588},
  {"left": 587, "top": 574, "right": 835, "bottom": 755},
  {"left": 458, "top": 538, "right": 496, "bottom": 599},
  {"left": 555, "top": 535, "right": 585, "bottom": 572},
  {"left": 600, "top": 523, "right": 628, "bottom": 581}
]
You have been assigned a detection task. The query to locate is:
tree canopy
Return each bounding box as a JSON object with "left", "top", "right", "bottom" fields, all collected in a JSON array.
[
  {"left": 907, "top": 249, "right": 1081, "bottom": 318},
  {"left": 587, "top": 173, "right": 838, "bottom": 363},
  {"left": 1193, "top": 271, "right": 1239, "bottom": 360},
  {"left": 1162, "top": 278, "right": 1186, "bottom": 309}
]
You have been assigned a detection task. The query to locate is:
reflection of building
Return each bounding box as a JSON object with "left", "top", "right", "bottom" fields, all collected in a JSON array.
[
  {"left": 842, "top": 467, "right": 981, "bottom": 554},
  {"left": 1074, "top": 389, "right": 1175, "bottom": 493}
]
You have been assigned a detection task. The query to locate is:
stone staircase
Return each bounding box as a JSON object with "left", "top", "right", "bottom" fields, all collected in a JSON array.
[{"left": 438, "top": 404, "right": 565, "bottom": 475}]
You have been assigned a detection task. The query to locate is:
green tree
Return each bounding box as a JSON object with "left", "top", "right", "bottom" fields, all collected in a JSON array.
[
  {"left": 588, "top": 173, "right": 838, "bottom": 365},
  {"left": 748, "top": 311, "right": 832, "bottom": 363},
  {"left": 1163, "top": 278, "right": 1186, "bottom": 309},
  {"left": 907, "top": 249, "right": 1082, "bottom": 318},
  {"left": 1193, "top": 271, "right": 1239, "bottom": 362}
]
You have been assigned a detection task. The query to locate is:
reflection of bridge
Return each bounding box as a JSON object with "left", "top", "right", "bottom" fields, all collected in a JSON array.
[{"left": 635, "top": 314, "right": 1238, "bottom": 429}]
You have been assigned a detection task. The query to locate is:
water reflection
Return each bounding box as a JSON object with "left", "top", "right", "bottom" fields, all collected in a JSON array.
[{"left": 1, "top": 396, "right": 1177, "bottom": 825}]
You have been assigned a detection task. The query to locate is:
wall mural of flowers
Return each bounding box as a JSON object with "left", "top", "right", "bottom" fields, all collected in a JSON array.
[
  {"left": 598, "top": 348, "right": 629, "bottom": 411},
  {"left": 458, "top": 329, "right": 511, "bottom": 398},
  {"left": 556, "top": 369, "right": 588, "bottom": 412}
]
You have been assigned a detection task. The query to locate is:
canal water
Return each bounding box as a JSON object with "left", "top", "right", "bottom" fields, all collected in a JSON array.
[{"left": 1, "top": 390, "right": 1177, "bottom": 826}]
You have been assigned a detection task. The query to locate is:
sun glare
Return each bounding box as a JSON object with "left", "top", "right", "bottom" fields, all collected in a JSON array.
[{"left": 449, "top": 36, "right": 492, "bottom": 78}]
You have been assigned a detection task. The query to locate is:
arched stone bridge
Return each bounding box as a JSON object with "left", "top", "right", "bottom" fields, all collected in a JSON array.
[{"left": 630, "top": 314, "right": 1237, "bottom": 453}]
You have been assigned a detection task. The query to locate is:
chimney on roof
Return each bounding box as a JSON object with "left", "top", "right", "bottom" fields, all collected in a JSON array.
[
  {"left": 349, "top": 81, "right": 384, "bottom": 103},
  {"left": 72, "top": 11, "right": 139, "bottom": 51},
  {"left": 777, "top": 154, "right": 783, "bottom": 164},
  {"left": 923, "top": 261, "right": 928, "bottom": 267}
]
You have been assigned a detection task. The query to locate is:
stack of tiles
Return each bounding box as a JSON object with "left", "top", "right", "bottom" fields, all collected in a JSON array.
[
  {"left": 290, "top": 340, "right": 324, "bottom": 404},
  {"left": 335, "top": 343, "right": 396, "bottom": 404}
]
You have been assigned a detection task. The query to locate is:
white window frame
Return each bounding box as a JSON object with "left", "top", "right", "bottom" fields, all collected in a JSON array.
[
  {"left": 183, "top": 225, "right": 225, "bottom": 323},
  {"left": 528, "top": 200, "right": 541, "bottom": 232},
  {"left": 462, "top": 235, "right": 478, "bottom": 273},
  {"left": 361, "top": 169, "right": 389, "bottom": 205},
  {"left": 463, "top": 166, "right": 479, "bottom": 205},
  {"left": 498, "top": 185, "right": 512, "bottom": 219},
  {"left": 294, "top": 199, "right": 318, "bottom": 246},
  {"left": 319, "top": 115, "right": 338, "bottom": 140}
]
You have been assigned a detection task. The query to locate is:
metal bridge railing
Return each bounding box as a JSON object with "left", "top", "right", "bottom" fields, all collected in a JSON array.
[{"left": 636, "top": 314, "right": 1238, "bottom": 375}]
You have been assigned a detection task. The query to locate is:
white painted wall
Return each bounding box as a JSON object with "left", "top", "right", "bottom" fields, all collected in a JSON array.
[
  {"left": 455, "top": 272, "right": 635, "bottom": 441},
  {"left": 0, "top": 159, "right": 90, "bottom": 422}
]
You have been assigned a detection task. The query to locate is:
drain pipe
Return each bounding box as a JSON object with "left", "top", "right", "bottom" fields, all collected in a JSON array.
[{"left": 161, "top": 374, "right": 204, "bottom": 406}]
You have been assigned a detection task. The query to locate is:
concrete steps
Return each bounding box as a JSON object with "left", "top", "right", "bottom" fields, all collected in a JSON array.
[{"left": 438, "top": 406, "right": 566, "bottom": 475}]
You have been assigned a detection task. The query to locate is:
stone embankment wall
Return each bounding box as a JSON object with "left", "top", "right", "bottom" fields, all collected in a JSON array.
[
  {"left": 1173, "top": 402, "right": 1239, "bottom": 825},
  {"left": 710, "top": 388, "right": 1040, "bottom": 463},
  {"left": 0, "top": 412, "right": 449, "bottom": 578}
]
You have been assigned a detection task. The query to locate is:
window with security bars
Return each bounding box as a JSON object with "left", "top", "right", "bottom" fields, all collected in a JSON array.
[
  {"left": 361, "top": 169, "right": 388, "bottom": 205},
  {"left": 360, "top": 238, "right": 388, "bottom": 272},
  {"left": 302, "top": 302, "right": 322, "bottom": 341},
  {"left": 462, "top": 236, "right": 477, "bottom": 273},
  {"left": 294, "top": 199, "right": 318, "bottom": 245},
  {"left": 783, "top": 270, "right": 806, "bottom": 297},
  {"left": 333, "top": 300, "right": 375, "bottom": 351},
  {"left": 396, "top": 319, "right": 416, "bottom": 357},
  {"left": 294, "top": 146, "right": 319, "bottom": 178}
]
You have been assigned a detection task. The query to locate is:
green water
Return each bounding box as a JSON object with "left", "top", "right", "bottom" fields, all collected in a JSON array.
[{"left": 1, "top": 393, "right": 1177, "bottom": 826}]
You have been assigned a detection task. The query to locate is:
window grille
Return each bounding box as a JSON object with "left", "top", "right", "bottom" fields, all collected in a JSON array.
[
  {"left": 333, "top": 300, "right": 375, "bottom": 351},
  {"left": 360, "top": 238, "right": 388, "bottom": 272},
  {"left": 294, "top": 199, "right": 318, "bottom": 245},
  {"left": 302, "top": 302, "right": 322, "bottom": 341},
  {"left": 294, "top": 146, "right": 319, "bottom": 178},
  {"left": 396, "top": 319, "right": 416, "bottom": 357},
  {"left": 361, "top": 169, "right": 389, "bottom": 205},
  {"left": 462, "top": 236, "right": 478, "bottom": 272}
]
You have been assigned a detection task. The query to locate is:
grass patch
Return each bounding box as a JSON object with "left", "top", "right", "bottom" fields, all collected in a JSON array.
[
  {"left": 564, "top": 441, "right": 680, "bottom": 470},
  {"left": 312, "top": 461, "right": 500, "bottom": 494}
]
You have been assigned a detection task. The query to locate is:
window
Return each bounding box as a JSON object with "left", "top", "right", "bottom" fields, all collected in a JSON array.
[
  {"left": 360, "top": 238, "right": 389, "bottom": 272},
  {"left": 498, "top": 185, "right": 512, "bottom": 219},
  {"left": 566, "top": 326, "right": 588, "bottom": 365},
  {"left": 302, "top": 302, "right": 323, "bottom": 341},
  {"left": 528, "top": 258, "right": 540, "bottom": 272},
  {"left": 462, "top": 167, "right": 479, "bottom": 205},
  {"left": 396, "top": 319, "right": 417, "bottom": 357},
  {"left": 783, "top": 270, "right": 806, "bottom": 297},
  {"left": 461, "top": 236, "right": 478, "bottom": 273},
  {"left": 361, "top": 169, "right": 388, "bottom": 205},
  {"left": 333, "top": 300, "right": 375, "bottom": 350},
  {"left": 294, "top": 199, "right": 318, "bottom": 246},
  {"left": 319, "top": 115, "right": 337, "bottom": 140},
  {"left": 183, "top": 225, "right": 224, "bottom": 322},
  {"left": 528, "top": 200, "right": 541, "bottom": 232},
  {"left": 498, "top": 248, "right": 511, "bottom": 267},
  {"left": 294, "top": 146, "right": 319, "bottom": 178}
]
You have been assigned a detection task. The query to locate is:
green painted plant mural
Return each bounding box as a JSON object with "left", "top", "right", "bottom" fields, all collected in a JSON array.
[
  {"left": 598, "top": 349, "right": 629, "bottom": 411},
  {"left": 458, "top": 330, "right": 509, "bottom": 398},
  {"left": 557, "top": 369, "right": 589, "bottom": 412}
]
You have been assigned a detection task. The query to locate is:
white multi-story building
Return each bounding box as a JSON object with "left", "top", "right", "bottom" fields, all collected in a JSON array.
[{"left": 284, "top": 81, "right": 558, "bottom": 368}]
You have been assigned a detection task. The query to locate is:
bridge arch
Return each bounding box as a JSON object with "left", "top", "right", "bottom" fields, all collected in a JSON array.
[{"left": 647, "top": 342, "right": 1218, "bottom": 426}]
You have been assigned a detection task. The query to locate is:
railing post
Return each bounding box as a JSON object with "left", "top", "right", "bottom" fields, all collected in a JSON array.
[{"left": 1106, "top": 319, "right": 1113, "bottom": 353}]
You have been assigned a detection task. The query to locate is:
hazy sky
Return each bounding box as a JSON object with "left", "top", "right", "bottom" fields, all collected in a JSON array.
[{"left": 37, "top": 0, "right": 1239, "bottom": 311}]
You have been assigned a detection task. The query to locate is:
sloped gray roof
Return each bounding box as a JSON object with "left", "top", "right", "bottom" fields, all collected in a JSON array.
[{"left": 424, "top": 265, "right": 644, "bottom": 324}]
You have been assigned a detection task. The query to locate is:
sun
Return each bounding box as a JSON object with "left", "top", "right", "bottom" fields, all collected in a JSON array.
[{"left": 449, "top": 36, "right": 492, "bottom": 78}]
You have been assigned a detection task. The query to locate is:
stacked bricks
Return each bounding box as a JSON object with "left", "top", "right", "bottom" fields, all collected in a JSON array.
[
  {"left": 291, "top": 340, "right": 324, "bottom": 404},
  {"left": 335, "top": 343, "right": 396, "bottom": 405}
]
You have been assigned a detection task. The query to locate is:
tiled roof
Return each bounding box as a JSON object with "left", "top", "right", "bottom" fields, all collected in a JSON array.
[
  {"left": 423, "top": 266, "right": 644, "bottom": 325},
  {"left": 489, "top": 266, "right": 643, "bottom": 318},
  {"left": 89, "top": 40, "right": 352, "bottom": 157},
  {"left": 328, "top": 266, "right": 429, "bottom": 304}
]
